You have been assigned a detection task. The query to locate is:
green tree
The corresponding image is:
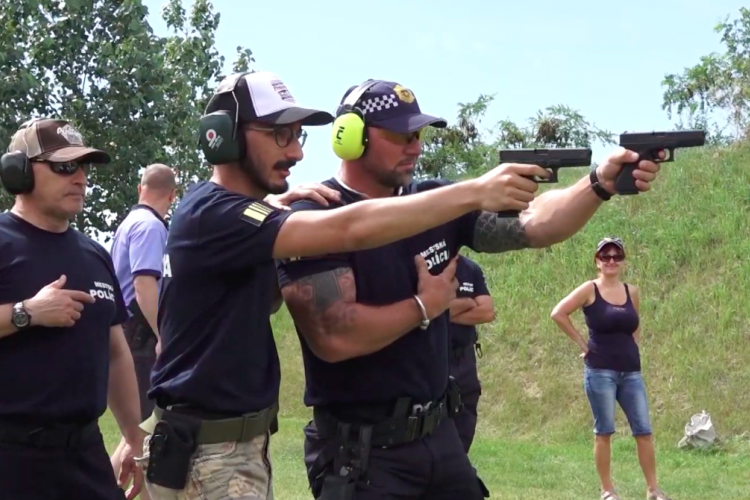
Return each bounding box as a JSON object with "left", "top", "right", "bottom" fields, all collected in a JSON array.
[
  {"left": 0, "top": 0, "right": 254, "bottom": 240},
  {"left": 661, "top": 7, "right": 750, "bottom": 145},
  {"left": 417, "top": 95, "right": 615, "bottom": 181}
]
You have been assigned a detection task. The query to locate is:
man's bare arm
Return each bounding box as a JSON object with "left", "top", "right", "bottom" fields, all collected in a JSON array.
[
  {"left": 108, "top": 325, "right": 144, "bottom": 443},
  {"left": 0, "top": 304, "right": 17, "bottom": 338},
  {"left": 451, "top": 295, "right": 496, "bottom": 325},
  {"left": 133, "top": 275, "right": 160, "bottom": 337},
  {"left": 471, "top": 173, "right": 610, "bottom": 252},
  {"left": 281, "top": 267, "right": 423, "bottom": 363},
  {"left": 273, "top": 181, "right": 481, "bottom": 260}
]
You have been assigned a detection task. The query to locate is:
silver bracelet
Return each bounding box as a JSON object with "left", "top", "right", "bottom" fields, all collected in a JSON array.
[{"left": 413, "top": 295, "right": 430, "bottom": 330}]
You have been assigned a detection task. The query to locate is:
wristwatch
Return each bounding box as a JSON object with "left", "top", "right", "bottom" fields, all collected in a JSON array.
[
  {"left": 413, "top": 295, "right": 430, "bottom": 330},
  {"left": 12, "top": 302, "right": 31, "bottom": 330},
  {"left": 589, "top": 168, "right": 612, "bottom": 201}
]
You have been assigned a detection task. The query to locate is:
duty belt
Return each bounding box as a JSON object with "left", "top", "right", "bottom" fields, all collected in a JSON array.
[
  {"left": 314, "top": 389, "right": 461, "bottom": 448},
  {"left": 140, "top": 400, "right": 279, "bottom": 445}
]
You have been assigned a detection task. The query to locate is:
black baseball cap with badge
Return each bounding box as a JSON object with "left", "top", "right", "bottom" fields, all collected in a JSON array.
[{"left": 339, "top": 80, "right": 448, "bottom": 134}]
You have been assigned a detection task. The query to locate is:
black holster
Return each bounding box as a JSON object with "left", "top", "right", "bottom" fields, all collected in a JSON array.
[
  {"left": 446, "top": 375, "right": 464, "bottom": 418},
  {"left": 310, "top": 424, "right": 373, "bottom": 500},
  {"left": 146, "top": 412, "right": 201, "bottom": 490},
  {"left": 124, "top": 301, "right": 156, "bottom": 352}
]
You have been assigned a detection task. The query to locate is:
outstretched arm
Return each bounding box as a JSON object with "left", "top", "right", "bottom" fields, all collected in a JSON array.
[
  {"left": 470, "top": 149, "right": 663, "bottom": 252},
  {"left": 273, "top": 180, "right": 481, "bottom": 259}
]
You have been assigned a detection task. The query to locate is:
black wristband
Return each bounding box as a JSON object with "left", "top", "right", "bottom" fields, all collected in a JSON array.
[{"left": 589, "top": 169, "right": 612, "bottom": 201}]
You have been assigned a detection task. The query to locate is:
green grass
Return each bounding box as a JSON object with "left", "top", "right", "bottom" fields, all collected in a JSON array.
[{"left": 100, "top": 142, "right": 750, "bottom": 498}]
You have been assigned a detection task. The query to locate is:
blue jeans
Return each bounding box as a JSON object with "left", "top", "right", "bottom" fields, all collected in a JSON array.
[{"left": 583, "top": 367, "right": 653, "bottom": 436}]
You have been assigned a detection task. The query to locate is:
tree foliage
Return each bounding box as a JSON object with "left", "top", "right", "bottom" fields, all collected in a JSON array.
[
  {"left": 662, "top": 7, "right": 750, "bottom": 145},
  {"left": 0, "top": 0, "right": 253, "bottom": 240},
  {"left": 417, "top": 95, "right": 615, "bottom": 181}
]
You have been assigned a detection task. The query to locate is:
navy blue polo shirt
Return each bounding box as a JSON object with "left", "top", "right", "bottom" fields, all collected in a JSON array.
[
  {"left": 148, "top": 181, "right": 292, "bottom": 415},
  {"left": 276, "top": 177, "right": 481, "bottom": 408},
  {"left": 0, "top": 212, "right": 128, "bottom": 425},
  {"left": 450, "top": 256, "right": 491, "bottom": 349}
]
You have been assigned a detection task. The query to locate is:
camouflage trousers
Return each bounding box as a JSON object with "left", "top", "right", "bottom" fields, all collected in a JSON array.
[{"left": 136, "top": 432, "right": 274, "bottom": 500}]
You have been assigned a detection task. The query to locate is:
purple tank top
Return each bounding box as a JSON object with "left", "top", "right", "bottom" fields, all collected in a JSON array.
[{"left": 582, "top": 282, "right": 641, "bottom": 372}]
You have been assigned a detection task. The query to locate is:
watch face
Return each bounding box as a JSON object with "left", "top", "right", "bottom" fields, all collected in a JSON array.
[{"left": 13, "top": 311, "right": 29, "bottom": 328}]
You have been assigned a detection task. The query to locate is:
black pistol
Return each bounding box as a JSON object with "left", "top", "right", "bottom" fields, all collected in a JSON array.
[
  {"left": 496, "top": 147, "right": 593, "bottom": 217},
  {"left": 616, "top": 130, "right": 706, "bottom": 195}
]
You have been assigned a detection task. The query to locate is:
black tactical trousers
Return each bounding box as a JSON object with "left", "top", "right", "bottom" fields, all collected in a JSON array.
[
  {"left": 304, "top": 414, "right": 488, "bottom": 500},
  {"left": 0, "top": 420, "right": 126, "bottom": 500}
]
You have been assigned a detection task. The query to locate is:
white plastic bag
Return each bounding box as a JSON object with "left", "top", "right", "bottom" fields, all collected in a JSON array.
[{"left": 678, "top": 410, "right": 717, "bottom": 449}]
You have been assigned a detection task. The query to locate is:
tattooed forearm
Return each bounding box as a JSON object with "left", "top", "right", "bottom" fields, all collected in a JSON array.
[
  {"left": 471, "top": 211, "right": 532, "bottom": 253},
  {"left": 281, "top": 267, "right": 358, "bottom": 335}
]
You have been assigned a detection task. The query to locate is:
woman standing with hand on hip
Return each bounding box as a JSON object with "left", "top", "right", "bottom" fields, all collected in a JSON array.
[{"left": 550, "top": 237, "right": 672, "bottom": 500}]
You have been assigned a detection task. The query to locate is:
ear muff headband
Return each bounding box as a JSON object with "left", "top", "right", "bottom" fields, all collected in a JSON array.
[
  {"left": 331, "top": 79, "right": 380, "bottom": 161},
  {"left": 198, "top": 72, "right": 250, "bottom": 165}
]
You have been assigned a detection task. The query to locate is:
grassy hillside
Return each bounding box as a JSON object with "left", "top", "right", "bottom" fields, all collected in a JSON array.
[
  {"left": 272, "top": 142, "right": 750, "bottom": 445},
  {"left": 101, "top": 142, "right": 750, "bottom": 499}
]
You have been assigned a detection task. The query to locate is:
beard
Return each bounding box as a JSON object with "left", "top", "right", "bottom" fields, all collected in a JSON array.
[
  {"left": 239, "top": 155, "right": 294, "bottom": 195},
  {"left": 362, "top": 160, "right": 413, "bottom": 190}
]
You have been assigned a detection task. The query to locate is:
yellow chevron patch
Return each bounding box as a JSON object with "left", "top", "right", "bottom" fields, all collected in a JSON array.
[{"left": 239, "top": 201, "right": 273, "bottom": 226}]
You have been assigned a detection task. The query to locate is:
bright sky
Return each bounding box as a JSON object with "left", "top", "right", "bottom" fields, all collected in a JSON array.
[{"left": 141, "top": 0, "right": 743, "bottom": 188}]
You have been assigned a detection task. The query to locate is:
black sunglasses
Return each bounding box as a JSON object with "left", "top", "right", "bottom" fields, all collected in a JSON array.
[
  {"left": 598, "top": 254, "right": 624, "bottom": 262},
  {"left": 47, "top": 162, "right": 90, "bottom": 175}
]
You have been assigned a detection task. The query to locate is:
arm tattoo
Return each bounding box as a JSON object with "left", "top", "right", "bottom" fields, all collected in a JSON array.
[
  {"left": 282, "top": 267, "right": 358, "bottom": 336},
  {"left": 471, "top": 211, "right": 532, "bottom": 253}
]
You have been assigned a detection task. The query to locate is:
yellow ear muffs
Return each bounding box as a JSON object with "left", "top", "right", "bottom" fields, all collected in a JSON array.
[
  {"left": 330, "top": 79, "right": 380, "bottom": 161},
  {"left": 331, "top": 108, "right": 367, "bottom": 161}
]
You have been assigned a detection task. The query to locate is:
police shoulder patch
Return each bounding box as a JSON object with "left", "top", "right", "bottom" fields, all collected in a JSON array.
[{"left": 239, "top": 201, "right": 274, "bottom": 227}]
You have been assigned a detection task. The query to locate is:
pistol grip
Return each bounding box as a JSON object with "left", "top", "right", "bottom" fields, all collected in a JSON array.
[{"left": 614, "top": 163, "right": 639, "bottom": 195}]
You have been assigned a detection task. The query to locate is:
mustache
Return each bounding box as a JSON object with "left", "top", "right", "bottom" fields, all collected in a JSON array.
[{"left": 274, "top": 160, "right": 297, "bottom": 171}]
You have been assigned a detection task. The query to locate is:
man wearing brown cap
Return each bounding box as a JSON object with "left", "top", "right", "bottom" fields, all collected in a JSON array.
[
  {"left": 136, "top": 70, "right": 554, "bottom": 500},
  {"left": 0, "top": 117, "right": 145, "bottom": 500}
]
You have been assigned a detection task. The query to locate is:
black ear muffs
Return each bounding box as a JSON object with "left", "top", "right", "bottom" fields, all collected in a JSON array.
[
  {"left": 198, "top": 72, "right": 252, "bottom": 165},
  {"left": 0, "top": 151, "right": 34, "bottom": 195}
]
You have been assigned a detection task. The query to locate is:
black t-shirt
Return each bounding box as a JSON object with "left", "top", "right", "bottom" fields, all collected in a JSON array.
[
  {"left": 276, "top": 178, "right": 480, "bottom": 408},
  {"left": 450, "top": 256, "right": 490, "bottom": 349},
  {"left": 149, "top": 181, "right": 292, "bottom": 415},
  {"left": 0, "top": 212, "right": 128, "bottom": 424}
]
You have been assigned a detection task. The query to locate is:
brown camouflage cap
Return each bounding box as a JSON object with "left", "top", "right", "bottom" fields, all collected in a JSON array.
[{"left": 7, "top": 118, "right": 111, "bottom": 164}]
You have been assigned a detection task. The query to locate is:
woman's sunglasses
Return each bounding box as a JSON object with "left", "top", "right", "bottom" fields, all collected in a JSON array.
[{"left": 597, "top": 254, "right": 624, "bottom": 263}]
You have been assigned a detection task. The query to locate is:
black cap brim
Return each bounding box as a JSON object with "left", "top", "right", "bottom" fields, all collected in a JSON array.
[{"left": 372, "top": 113, "right": 448, "bottom": 134}]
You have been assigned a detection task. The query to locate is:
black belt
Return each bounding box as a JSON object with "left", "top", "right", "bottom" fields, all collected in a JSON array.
[
  {"left": 0, "top": 420, "right": 98, "bottom": 449},
  {"left": 313, "top": 387, "right": 462, "bottom": 448}
]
